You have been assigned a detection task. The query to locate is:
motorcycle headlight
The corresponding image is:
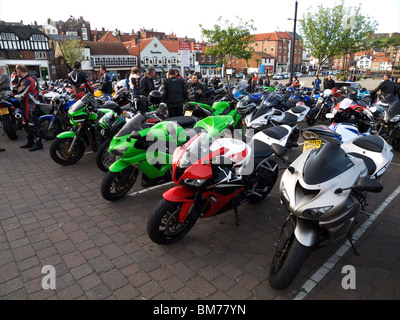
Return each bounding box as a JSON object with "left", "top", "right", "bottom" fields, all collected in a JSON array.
[
  {"left": 183, "top": 179, "right": 206, "bottom": 187},
  {"left": 110, "top": 147, "right": 128, "bottom": 156},
  {"left": 302, "top": 206, "right": 333, "bottom": 219}
]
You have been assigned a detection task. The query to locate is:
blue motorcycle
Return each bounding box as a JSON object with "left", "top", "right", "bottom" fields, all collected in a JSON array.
[{"left": 38, "top": 92, "right": 75, "bottom": 140}]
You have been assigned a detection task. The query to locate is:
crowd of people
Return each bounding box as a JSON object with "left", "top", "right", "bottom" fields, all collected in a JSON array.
[{"left": 2, "top": 62, "right": 400, "bottom": 153}]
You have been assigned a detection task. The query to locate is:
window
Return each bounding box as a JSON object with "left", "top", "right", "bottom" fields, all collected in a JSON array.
[{"left": 51, "top": 65, "right": 57, "bottom": 74}]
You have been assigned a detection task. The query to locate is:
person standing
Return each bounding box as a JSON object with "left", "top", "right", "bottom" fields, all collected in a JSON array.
[
  {"left": 99, "top": 65, "right": 113, "bottom": 100},
  {"left": 129, "top": 67, "right": 142, "bottom": 95},
  {"left": 395, "top": 77, "right": 400, "bottom": 100},
  {"left": 68, "top": 61, "right": 94, "bottom": 99},
  {"left": 0, "top": 67, "right": 10, "bottom": 93},
  {"left": 163, "top": 69, "right": 187, "bottom": 117},
  {"left": 186, "top": 73, "right": 205, "bottom": 101},
  {"left": 370, "top": 73, "right": 396, "bottom": 102},
  {"left": 140, "top": 67, "right": 156, "bottom": 97},
  {"left": 323, "top": 74, "right": 336, "bottom": 90},
  {"left": 13, "top": 64, "right": 42, "bottom": 151}
]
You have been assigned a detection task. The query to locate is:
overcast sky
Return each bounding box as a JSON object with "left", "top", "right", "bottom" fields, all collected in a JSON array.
[{"left": 1, "top": 0, "right": 399, "bottom": 41}]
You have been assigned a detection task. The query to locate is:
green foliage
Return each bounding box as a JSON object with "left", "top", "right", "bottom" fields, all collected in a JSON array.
[
  {"left": 300, "top": 1, "right": 377, "bottom": 75},
  {"left": 200, "top": 16, "right": 257, "bottom": 92},
  {"left": 59, "top": 40, "right": 85, "bottom": 69},
  {"left": 371, "top": 35, "right": 400, "bottom": 49}
]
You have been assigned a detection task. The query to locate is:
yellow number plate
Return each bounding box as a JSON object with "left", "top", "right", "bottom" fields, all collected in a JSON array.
[
  {"left": 0, "top": 108, "right": 10, "bottom": 116},
  {"left": 303, "top": 140, "right": 321, "bottom": 152},
  {"left": 184, "top": 110, "right": 193, "bottom": 116}
]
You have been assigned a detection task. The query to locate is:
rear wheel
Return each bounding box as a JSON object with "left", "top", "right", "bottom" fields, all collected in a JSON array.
[
  {"left": 147, "top": 199, "right": 197, "bottom": 245},
  {"left": 269, "top": 236, "right": 312, "bottom": 290},
  {"left": 100, "top": 167, "right": 138, "bottom": 201},
  {"left": 50, "top": 137, "right": 85, "bottom": 165},
  {"left": 247, "top": 160, "right": 279, "bottom": 204}
]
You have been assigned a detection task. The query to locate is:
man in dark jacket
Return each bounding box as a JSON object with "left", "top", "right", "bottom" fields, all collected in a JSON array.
[
  {"left": 323, "top": 74, "right": 336, "bottom": 90},
  {"left": 140, "top": 67, "right": 156, "bottom": 97},
  {"left": 14, "top": 64, "right": 42, "bottom": 151},
  {"left": 99, "top": 65, "right": 113, "bottom": 99},
  {"left": 370, "top": 73, "right": 396, "bottom": 102},
  {"left": 186, "top": 73, "right": 205, "bottom": 101},
  {"left": 68, "top": 61, "right": 94, "bottom": 99},
  {"left": 163, "top": 69, "right": 187, "bottom": 117}
]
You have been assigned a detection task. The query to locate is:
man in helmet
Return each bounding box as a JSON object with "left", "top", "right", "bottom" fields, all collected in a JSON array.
[{"left": 162, "top": 69, "right": 187, "bottom": 117}]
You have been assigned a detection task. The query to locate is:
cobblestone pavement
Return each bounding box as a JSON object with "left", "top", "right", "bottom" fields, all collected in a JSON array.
[{"left": 1, "top": 80, "right": 399, "bottom": 300}]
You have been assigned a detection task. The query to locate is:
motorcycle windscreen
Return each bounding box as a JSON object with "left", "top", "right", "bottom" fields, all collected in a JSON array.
[
  {"left": 69, "top": 100, "right": 85, "bottom": 113},
  {"left": 303, "top": 143, "right": 354, "bottom": 185},
  {"left": 115, "top": 114, "right": 149, "bottom": 138},
  {"left": 387, "top": 101, "right": 400, "bottom": 120}
]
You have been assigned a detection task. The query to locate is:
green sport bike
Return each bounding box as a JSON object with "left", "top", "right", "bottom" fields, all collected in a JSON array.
[
  {"left": 49, "top": 94, "right": 120, "bottom": 165},
  {"left": 100, "top": 113, "right": 240, "bottom": 201}
]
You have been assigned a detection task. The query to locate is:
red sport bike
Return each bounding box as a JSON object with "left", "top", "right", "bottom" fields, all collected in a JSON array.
[{"left": 146, "top": 130, "right": 282, "bottom": 245}]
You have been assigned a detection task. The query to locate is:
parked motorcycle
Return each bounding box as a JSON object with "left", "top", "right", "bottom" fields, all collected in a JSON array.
[
  {"left": 146, "top": 130, "right": 281, "bottom": 245},
  {"left": 306, "top": 89, "right": 336, "bottom": 125},
  {"left": 268, "top": 126, "right": 393, "bottom": 290},
  {"left": 38, "top": 91, "right": 75, "bottom": 140},
  {"left": 49, "top": 93, "right": 117, "bottom": 165},
  {"left": 375, "top": 100, "right": 400, "bottom": 151},
  {"left": 0, "top": 92, "right": 23, "bottom": 140}
]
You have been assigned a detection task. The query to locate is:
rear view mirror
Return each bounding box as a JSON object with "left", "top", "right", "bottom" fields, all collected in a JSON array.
[{"left": 355, "top": 177, "right": 383, "bottom": 193}]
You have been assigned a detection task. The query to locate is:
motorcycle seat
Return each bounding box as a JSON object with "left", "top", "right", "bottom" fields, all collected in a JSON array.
[
  {"left": 251, "top": 139, "right": 274, "bottom": 159},
  {"left": 348, "top": 153, "right": 376, "bottom": 176},
  {"left": 352, "top": 135, "right": 385, "bottom": 153},
  {"left": 290, "top": 106, "right": 307, "bottom": 114},
  {"left": 286, "top": 98, "right": 298, "bottom": 108},
  {"left": 167, "top": 116, "right": 198, "bottom": 128},
  {"left": 261, "top": 126, "right": 290, "bottom": 141},
  {"left": 278, "top": 112, "right": 298, "bottom": 125}
]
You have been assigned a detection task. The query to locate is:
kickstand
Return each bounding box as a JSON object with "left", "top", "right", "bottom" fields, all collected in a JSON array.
[
  {"left": 347, "top": 232, "right": 360, "bottom": 256},
  {"left": 234, "top": 207, "right": 240, "bottom": 226}
]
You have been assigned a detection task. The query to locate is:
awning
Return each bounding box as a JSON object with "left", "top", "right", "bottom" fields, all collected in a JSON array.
[{"left": 153, "top": 67, "right": 165, "bottom": 72}]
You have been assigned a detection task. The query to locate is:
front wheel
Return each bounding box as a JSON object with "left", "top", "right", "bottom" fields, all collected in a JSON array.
[
  {"left": 306, "top": 111, "right": 317, "bottom": 126},
  {"left": 147, "top": 199, "right": 197, "bottom": 245},
  {"left": 38, "top": 117, "right": 62, "bottom": 140},
  {"left": 268, "top": 236, "right": 312, "bottom": 290},
  {"left": 96, "top": 139, "right": 118, "bottom": 172},
  {"left": 49, "top": 137, "right": 85, "bottom": 165},
  {"left": 100, "top": 167, "right": 138, "bottom": 201}
]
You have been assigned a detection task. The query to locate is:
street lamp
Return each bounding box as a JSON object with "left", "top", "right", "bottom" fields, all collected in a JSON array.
[
  {"left": 137, "top": 31, "right": 141, "bottom": 70},
  {"left": 288, "top": 0, "right": 298, "bottom": 84}
]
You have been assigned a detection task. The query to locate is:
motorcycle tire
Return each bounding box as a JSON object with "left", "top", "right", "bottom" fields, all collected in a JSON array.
[
  {"left": 50, "top": 137, "right": 85, "bottom": 165},
  {"left": 306, "top": 111, "right": 317, "bottom": 126},
  {"left": 38, "top": 117, "right": 62, "bottom": 140},
  {"left": 147, "top": 199, "right": 197, "bottom": 245},
  {"left": 2, "top": 114, "right": 18, "bottom": 140},
  {"left": 100, "top": 166, "right": 138, "bottom": 201},
  {"left": 268, "top": 235, "right": 312, "bottom": 290},
  {"left": 247, "top": 160, "right": 279, "bottom": 204},
  {"left": 96, "top": 139, "right": 118, "bottom": 172}
]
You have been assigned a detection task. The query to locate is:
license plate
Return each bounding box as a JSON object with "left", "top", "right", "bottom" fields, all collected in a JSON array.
[
  {"left": 184, "top": 110, "right": 193, "bottom": 116},
  {"left": 0, "top": 108, "right": 9, "bottom": 116},
  {"left": 303, "top": 140, "right": 321, "bottom": 152}
]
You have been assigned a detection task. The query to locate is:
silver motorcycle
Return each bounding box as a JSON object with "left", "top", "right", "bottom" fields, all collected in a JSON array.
[{"left": 268, "top": 126, "right": 393, "bottom": 290}]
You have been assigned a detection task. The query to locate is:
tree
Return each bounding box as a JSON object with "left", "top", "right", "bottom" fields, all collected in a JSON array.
[
  {"left": 59, "top": 40, "right": 85, "bottom": 70},
  {"left": 300, "top": 1, "right": 377, "bottom": 81},
  {"left": 200, "top": 17, "right": 257, "bottom": 93}
]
